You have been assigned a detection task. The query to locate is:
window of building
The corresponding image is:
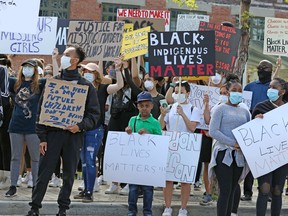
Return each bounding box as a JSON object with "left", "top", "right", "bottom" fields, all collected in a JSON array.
[
  {"left": 235, "top": 16, "right": 264, "bottom": 41},
  {"left": 169, "top": 9, "right": 207, "bottom": 31},
  {"left": 39, "top": 0, "right": 70, "bottom": 19},
  {"left": 102, "top": 3, "right": 140, "bottom": 21}
]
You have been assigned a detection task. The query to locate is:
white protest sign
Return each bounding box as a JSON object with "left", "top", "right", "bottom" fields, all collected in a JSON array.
[
  {"left": 188, "top": 84, "right": 220, "bottom": 130},
  {"left": 176, "top": 14, "right": 209, "bottom": 31},
  {"left": 163, "top": 131, "right": 202, "bottom": 183},
  {"left": 0, "top": 0, "right": 40, "bottom": 33},
  {"left": 232, "top": 103, "right": 288, "bottom": 178},
  {"left": 0, "top": 17, "right": 58, "bottom": 55},
  {"left": 243, "top": 91, "right": 253, "bottom": 110},
  {"left": 104, "top": 131, "right": 170, "bottom": 187},
  {"left": 263, "top": 17, "right": 288, "bottom": 56}
]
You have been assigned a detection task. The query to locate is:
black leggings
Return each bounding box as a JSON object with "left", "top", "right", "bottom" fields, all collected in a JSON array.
[
  {"left": 256, "top": 164, "right": 288, "bottom": 216},
  {"left": 214, "top": 150, "right": 243, "bottom": 216}
]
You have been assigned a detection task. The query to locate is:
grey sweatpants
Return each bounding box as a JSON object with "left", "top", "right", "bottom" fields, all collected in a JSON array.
[{"left": 9, "top": 133, "right": 40, "bottom": 187}]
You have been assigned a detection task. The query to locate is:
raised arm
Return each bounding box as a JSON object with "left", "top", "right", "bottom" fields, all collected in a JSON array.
[
  {"left": 106, "top": 57, "right": 124, "bottom": 94},
  {"left": 131, "top": 57, "right": 141, "bottom": 87},
  {"left": 52, "top": 48, "right": 60, "bottom": 76}
]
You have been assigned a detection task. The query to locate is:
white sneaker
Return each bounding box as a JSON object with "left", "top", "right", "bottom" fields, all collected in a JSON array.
[
  {"left": 49, "top": 174, "right": 62, "bottom": 187},
  {"left": 94, "top": 180, "right": 100, "bottom": 192},
  {"left": 119, "top": 184, "right": 129, "bottom": 195},
  {"left": 78, "top": 180, "right": 84, "bottom": 191},
  {"left": 17, "top": 175, "right": 22, "bottom": 187},
  {"left": 105, "top": 183, "right": 118, "bottom": 194},
  {"left": 21, "top": 171, "right": 31, "bottom": 184},
  {"left": 97, "top": 175, "right": 107, "bottom": 185},
  {"left": 178, "top": 208, "right": 188, "bottom": 216},
  {"left": 162, "top": 207, "right": 173, "bottom": 216}
]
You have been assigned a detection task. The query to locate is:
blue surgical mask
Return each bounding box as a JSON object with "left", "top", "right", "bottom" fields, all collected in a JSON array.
[
  {"left": 229, "top": 92, "right": 243, "bottom": 105},
  {"left": 267, "top": 88, "right": 279, "bottom": 102}
]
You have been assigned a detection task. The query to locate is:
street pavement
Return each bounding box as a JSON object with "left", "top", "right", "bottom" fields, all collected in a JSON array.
[{"left": 0, "top": 180, "right": 288, "bottom": 215}]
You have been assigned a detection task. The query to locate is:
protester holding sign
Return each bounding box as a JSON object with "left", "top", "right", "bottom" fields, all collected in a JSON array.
[
  {"left": 125, "top": 91, "right": 162, "bottom": 216},
  {"left": 253, "top": 78, "right": 288, "bottom": 216},
  {"left": 5, "top": 59, "right": 45, "bottom": 197},
  {"left": 26, "top": 45, "right": 100, "bottom": 216},
  {"left": 74, "top": 58, "right": 124, "bottom": 202},
  {"left": 209, "top": 81, "right": 250, "bottom": 216},
  {"left": 159, "top": 81, "right": 201, "bottom": 216}
]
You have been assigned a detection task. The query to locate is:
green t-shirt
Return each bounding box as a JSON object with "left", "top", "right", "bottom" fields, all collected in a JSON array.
[{"left": 128, "top": 113, "right": 162, "bottom": 135}]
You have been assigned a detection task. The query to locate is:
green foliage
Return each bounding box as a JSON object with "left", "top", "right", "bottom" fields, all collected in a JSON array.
[
  {"left": 241, "top": 10, "right": 253, "bottom": 30},
  {"left": 171, "top": 0, "right": 198, "bottom": 10}
]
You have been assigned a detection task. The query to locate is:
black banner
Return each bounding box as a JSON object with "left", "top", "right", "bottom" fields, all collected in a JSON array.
[
  {"left": 56, "top": 19, "right": 69, "bottom": 54},
  {"left": 148, "top": 31, "right": 215, "bottom": 77}
]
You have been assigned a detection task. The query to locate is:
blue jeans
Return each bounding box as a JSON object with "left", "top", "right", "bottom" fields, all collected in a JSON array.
[
  {"left": 128, "top": 184, "right": 153, "bottom": 216},
  {"left": 80, "top": 127, "right": 104, "bottom": 193}
]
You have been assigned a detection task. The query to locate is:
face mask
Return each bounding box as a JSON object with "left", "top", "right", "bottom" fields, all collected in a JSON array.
[
  {"left": 221, "top": 77, "right": 227, "bottom": 85},
  {"left": 172, "top": 93, "right": 187, "bottom": 104},
  {"left": 211, "top": 73, "right": 221, "bottom": 85},
  {"left": 83, "top": 73, "right": 95, "bottom": 83},
  {"left": 144, "top": 80, "right": 154, "bottom": 91},
  {"left": 229, "top": 92, "right": 243, "bottom": 105},
  {"left": 257, "top": 70, "right": 272, "bottom": 83},
  {"left": 219, "top": 95, "right": 228, "bottom": 104},
  {"left": 267, "top": 88, "right": 279, "bottom": 102},
  {"left": 61, "top": 56, "right": 71, "bottom": 70},
  {"left": 22, "top": 66, "right": 34, "bottom": 78}
]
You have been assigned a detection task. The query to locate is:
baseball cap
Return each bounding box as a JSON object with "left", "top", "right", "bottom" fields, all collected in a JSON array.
[
  {"left": 137, "top": 91, "right": 152, "bottom": 103},
  {"left": 21, "top": 59, "right": 37, "bottom": 67},
  {"left": 81, "top": 63, "right": 100, "bottom": 73}
]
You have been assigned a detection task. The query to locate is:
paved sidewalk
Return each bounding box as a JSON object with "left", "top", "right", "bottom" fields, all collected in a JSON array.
[{"left": 0, "top": 180, "right": 288, "bottom": 215}]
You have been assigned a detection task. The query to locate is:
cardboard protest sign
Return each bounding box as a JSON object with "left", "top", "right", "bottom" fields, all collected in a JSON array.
[
  {"left": 118, "top": 17, "right": 165, "bottom": 32},
  {"left": 104, "top": 131, "right": 170, "bottom": 187},
  {"left": 148, "top": 31, "right": 215, "bottom": 77},
  {"left": 188, "top": 84, "right": 220, "bottom": 130},
  {"left": 177, "top": 14, "right": 209, "bottom": 31},
  {"left": 163, "top": 131, "right": 202, "bottom": 183},
  {"left": 263, "top": 17, "right": 288, "bottom": 56},
  {"left": 121, "top": 26, "right": 150, "bottom": 60},
  {"left": 67, "top": 21, "right": 125, "bottom": 61},
  {"left": 39, "top": 79, "right": 88, "bottom": 129},
  {"left": 117, "top": 9, "right": 170, "bottom": 31},
  {"left": 0, "top": 0, "right": 40, "bottom": 34},
  {"left": 124, "top": 23, "right": 134, "bottom": 33},
  {"left": 182, "top": 76, "right": 209, "bottom": 82},
  {"left": 0, "top": 17, "right": 58, "bottom": 55},
  {"left": 199, "top": 21, "right": 241, "bottom": 74},
  {"left": 232, "top": 103, "right": 288, "bottom": 178}
]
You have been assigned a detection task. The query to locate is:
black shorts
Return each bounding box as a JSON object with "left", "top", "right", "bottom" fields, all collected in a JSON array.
[{"left": 199, "top": 135, "right": 213, "bottom": 163}]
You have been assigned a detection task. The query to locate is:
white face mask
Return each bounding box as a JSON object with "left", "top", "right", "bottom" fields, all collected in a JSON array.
[
  {"left": 219, "top": 95, "right": 228, "bottom": 104},
  {"left": 144, "top": 80, "right": 154, "bottom": 91},
  {"left": 22, "top": 66, "right": 34, "bottom": 78},
  {"left": 211, "top": 73, "right": 222, "bottom": 85},
  {"left": 61, "top": 55, "right": 71, "bottom": 70},
  {"left": 172, "top": 93, "right": 187, "bottom": 104},
  {"left": 83, "top": 73, "right": 95, "bottom": 83}
]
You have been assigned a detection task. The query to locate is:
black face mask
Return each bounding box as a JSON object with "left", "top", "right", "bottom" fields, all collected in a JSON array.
[{"left": 257, "top": 70, "right": 272, "bottom": 83}]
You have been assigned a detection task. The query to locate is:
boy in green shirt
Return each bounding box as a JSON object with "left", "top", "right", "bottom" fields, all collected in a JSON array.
[{"left": 125, "top": 91, "right": 162, "bottom": 216}]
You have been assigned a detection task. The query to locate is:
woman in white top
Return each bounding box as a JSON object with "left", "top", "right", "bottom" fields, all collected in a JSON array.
[{"left": 159, "top": 81, "right": 201, "bottom": 216}]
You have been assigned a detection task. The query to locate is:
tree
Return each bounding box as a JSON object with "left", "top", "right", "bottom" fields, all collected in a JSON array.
[{"left": 171, "top": 0, "right": 198, "bottom": 10}]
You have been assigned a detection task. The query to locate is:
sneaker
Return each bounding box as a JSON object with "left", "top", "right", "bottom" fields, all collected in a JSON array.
[
  {"left": 22, "top": 172, "right": 31, "bottom": 184},
  {"left": 178, "top": 208, "right": 188, "bottom": 216},
  {"left": 127, "top": 212, "right": 136, "bottom": 216},
  {"left": 105, "top": 183, "right": 118, "bottom": 194},
  {"left": 49, "top": 174, "right": 62, "bottom": 188},
  {"left": 231, "top": 213, "right": 237, "bottom": 216},
  {"left": 74, "top": 191, "right": 86, "bottom": 199},
  {"left": 119, "top": 184, "right": 129, "bottom": 195},
  {"left": 97, "top": 175, "right": 107, "bottom": 185},
  {"left": 94, "top": 180, "right": 100, "bottom": 192},
  {"left": 82, "top": 191, "right": 93, "bottom": 203},
  {"left": 194, "top": 181, "right": 201, "bottom": 191},
  {"left": 5, "top": 186, "right": 17, "bottom": 197},
  {"left": 162, "top": 207, "right": 173, "bottom": 216},
  {"left": 240, "top": 194, "right": 252, "bottom": 201},
  {"left": 200, "top": 193, "right": 212, "bottom": 206},
  {"left": 56, "top": 209, "right": 66, "bottom": 216},
  {"left": 26, "top": 209, "right": 39, "bottom": 216},
  {"left": 78, "top": 181, "right": 84, "bottom": 191},
  {"left": 17, "top": 175, "right": 22, "bottom": 187},
  {"left": 27, "top": 177, "right": 33, "bottom": 188}
]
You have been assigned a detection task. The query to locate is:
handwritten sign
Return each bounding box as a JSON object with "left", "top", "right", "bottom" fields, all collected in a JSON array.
[
  {"left": 121, "top": 26, "right": 150, "bottom": 60},
  {"left": 0, "top": 0, "right": 40, "bottom": 34},
  {"left": 117, "top": 9, "right": 170, "bottom": 31},
  {"left": 67, "top": 21, "right": 125, "bottom": 61},
  {"left": 232, "top": 103, "right": 288, "bottom": 178},
  {"left": 199, "top": 21, "right": 241, "bottom": 73},
  {"left": 56, "top": 19, "right": 70, "bottom": 54},
  {"left": 177, "top": 14, "right": 209, "bottom": 31},
  {"left": 124, "top": 23, "right": 134, "bottom": 33},
  {"left": 0, "top": 17, "right": 58, "bottom": 55},
  {"left": 104, "top": 131, "right": 170, "bottom": 187},
  {"left": 118, "top": 17, "right": 165, "bottom": 32},
  {"left": 263, "top": 17, "right": 288, "bottom": 56},
  {"left": 39, "top": 79, "right": 88, "bottom": 129},
  {"left": 163, "top": 131, "right": 202, "bottom": 183},
  {"left": 148, "top": 31, "right": 215, "bottom": 77}
]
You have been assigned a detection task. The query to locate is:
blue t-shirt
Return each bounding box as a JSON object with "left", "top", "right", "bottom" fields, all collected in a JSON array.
[
  {"left": 8, "top": 78, "right": 46, "bottom": 134},
  {"left": 244, "top": 80, "right": 269, "bottom": 111}
]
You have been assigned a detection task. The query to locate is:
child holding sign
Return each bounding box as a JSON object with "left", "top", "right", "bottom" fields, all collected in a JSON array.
[{"left": 125, "top": 91, "right": 162, "bottom": 216}]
